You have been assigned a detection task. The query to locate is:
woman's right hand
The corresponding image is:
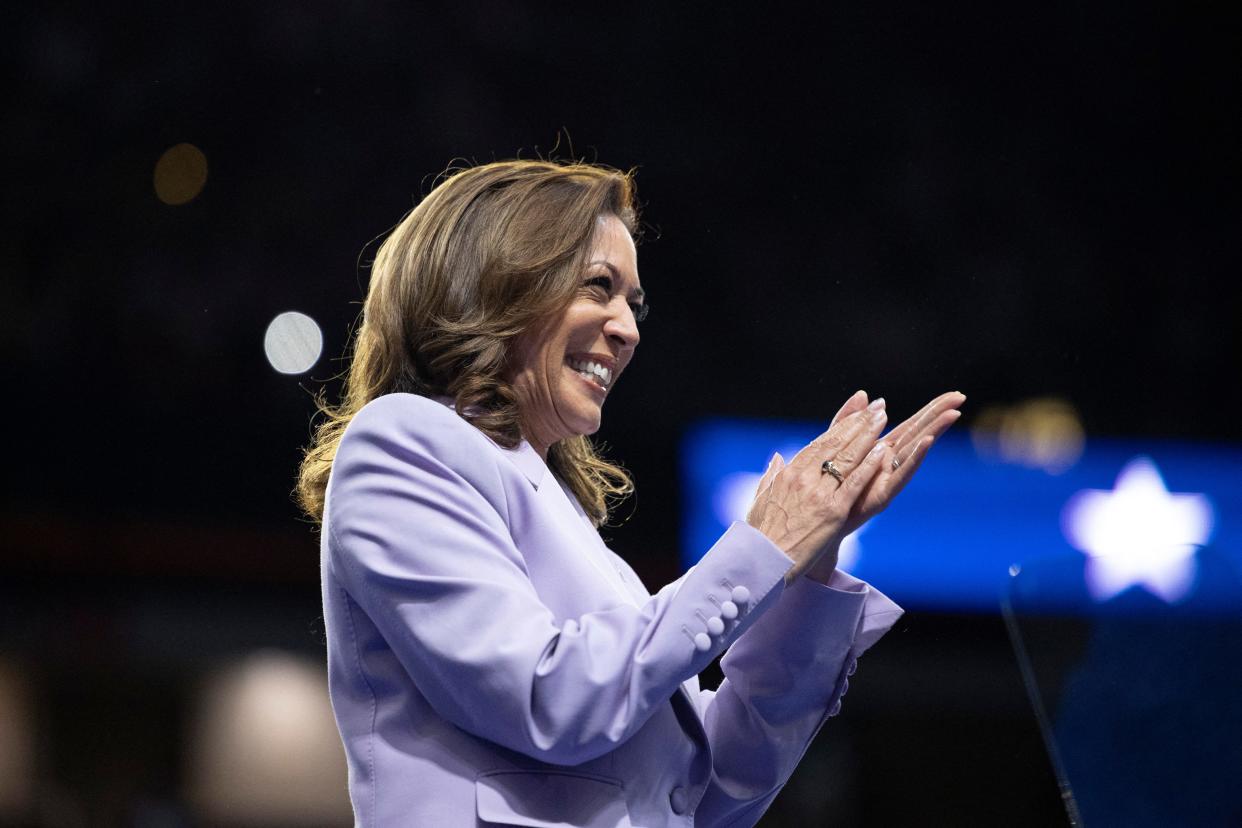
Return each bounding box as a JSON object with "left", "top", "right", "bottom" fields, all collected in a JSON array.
[{"left": 745, "top": 398, "right": 890, "bottom": 584}]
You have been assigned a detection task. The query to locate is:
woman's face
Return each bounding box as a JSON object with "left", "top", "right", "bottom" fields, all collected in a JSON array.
[{"left": 508, "top": 214, "right": 644, "bottom": 459}]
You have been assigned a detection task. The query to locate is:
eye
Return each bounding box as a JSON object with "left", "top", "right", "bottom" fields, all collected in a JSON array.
[
  {"left": 583, "top": 274, "right": 647, "bottom": 323},
  {"left": 584, "top": 275, "right": 613, "bottom": 295}
]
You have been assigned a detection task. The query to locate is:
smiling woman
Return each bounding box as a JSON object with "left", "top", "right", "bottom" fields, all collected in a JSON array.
[
  {"left": 506, "top": 213, "right": 644, "bottom": 460},
  {"left": 297, "top": 160, "right": 643, "bottom": 530},
  {"left": 295, "top": 158, "right": 962, "bottom": 827}
]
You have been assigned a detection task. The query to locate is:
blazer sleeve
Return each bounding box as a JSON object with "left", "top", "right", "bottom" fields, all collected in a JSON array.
[
  {"left": 692, "top": 570, "right": 903, "bottom": 827},
  {"left": 324, "top": 394, "right": 799, "bottom": 767}
]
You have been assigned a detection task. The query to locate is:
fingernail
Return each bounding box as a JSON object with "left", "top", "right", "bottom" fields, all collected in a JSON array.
[
  {"left": 867, "top": 397, "right": 885, "bottom": 412},
  {"left": 868, "top": 442, "right": 886, "bottom": 457}
]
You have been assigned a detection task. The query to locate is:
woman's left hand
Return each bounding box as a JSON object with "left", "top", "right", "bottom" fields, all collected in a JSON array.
[
  {"left": 800, "top": 389, "right": 965, "bottom": 582},
  {"left": 836, "top": 389, "right": 965, "bottom": 536}
]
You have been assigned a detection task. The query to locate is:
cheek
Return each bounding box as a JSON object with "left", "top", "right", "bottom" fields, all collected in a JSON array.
[{"left": 510, "top": 327, "right": 554, "bottom": 382}]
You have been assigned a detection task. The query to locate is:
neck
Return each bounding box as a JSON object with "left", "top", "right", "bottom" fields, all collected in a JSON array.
[{"left": 516, "top": 413, "right": 552, "bottom": 462}]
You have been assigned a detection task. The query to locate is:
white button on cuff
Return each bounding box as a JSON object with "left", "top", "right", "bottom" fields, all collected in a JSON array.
[
  {"left": 706, "top": 616, "right": 724, "bottom": 635},
  {"left": 669, "top": 786, "right": 688, "bottom": 815},
  {"left": 731, "top": 585, "right": 750, "bottom": 603},
  {"left": 828, "top": 698, "right": 842, "bottom": 717},
  {"left": 693, "top": 632, "right": 712, "bottom": 652},
  {"left": 847, "top": 659, "right": 857, "bottom": 676},
  {"left": 720, "top": 600, "right": 738, "bottom": 620}
]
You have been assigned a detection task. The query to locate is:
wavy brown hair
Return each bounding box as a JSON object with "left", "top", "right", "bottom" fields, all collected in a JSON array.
[{"left": 296, "top": 159, "right": 640, "bottom": 529}]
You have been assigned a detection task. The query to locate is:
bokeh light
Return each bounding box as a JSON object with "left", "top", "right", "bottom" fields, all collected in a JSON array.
[
  {"left": 153, "top": 143, "right": 209, "bottom": 205},
  {"left": 971, "top": 396, "right": 1085, "bottom": 474},
  {"left": 186, "top": 651, "right": 351, "bottom": 823},
  {"left": 0, "top": 660, "right": 33, "bottom": 820},
  {"left": 263, "top": 311, "right": 323, "bottom": 375}
]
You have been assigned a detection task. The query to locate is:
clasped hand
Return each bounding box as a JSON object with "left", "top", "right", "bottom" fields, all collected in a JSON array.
[{"left": 745, "top": 390, "right": 966, "bottom": 584}]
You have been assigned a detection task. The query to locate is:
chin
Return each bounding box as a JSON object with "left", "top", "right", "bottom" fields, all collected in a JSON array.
[
  {"left": 571, "top": 417, "right": 602, "bottom": 438},
  {"left": 565, "top": 409, "right": 603, "bottom": 438}
]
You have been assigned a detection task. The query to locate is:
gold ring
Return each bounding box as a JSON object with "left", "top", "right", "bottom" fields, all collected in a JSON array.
[{"left": 821, "top": 459, "right": 844, "bottom": 484}]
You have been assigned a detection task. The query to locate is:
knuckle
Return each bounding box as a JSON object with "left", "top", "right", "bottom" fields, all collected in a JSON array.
[{"left": 815, "top": 435, "right": 843, "bottom": 454}]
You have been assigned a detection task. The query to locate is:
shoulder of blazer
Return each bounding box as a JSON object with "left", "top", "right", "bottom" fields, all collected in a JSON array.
[{"left": 336, "top": 392, "right": 509, "bottom": 490}]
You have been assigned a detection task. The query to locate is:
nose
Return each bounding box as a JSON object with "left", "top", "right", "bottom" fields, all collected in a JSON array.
[{"left": 604, "top": 298, "right": 640, "bottom": 350}]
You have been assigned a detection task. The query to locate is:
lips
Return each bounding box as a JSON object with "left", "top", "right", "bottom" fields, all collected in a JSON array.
[{"left": 565, "top": 361, "right": 607, "bottom": 395}]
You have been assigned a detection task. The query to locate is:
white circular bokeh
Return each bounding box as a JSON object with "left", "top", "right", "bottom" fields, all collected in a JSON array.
[{"left": 264, "top": 311, "right": 323, "bottom": 375}]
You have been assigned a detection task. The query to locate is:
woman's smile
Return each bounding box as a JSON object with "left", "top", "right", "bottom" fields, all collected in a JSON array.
[
  {"left": 564, "top": 354, "right": 614, "bottom": 392},
  {"left": 567, "top": 362, "right": 608, "bottom": 395}
]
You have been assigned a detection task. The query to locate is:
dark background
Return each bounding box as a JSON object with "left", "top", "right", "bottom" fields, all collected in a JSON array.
[{"left": 3, "top": 1, "right": 1238, "bottom": 825}]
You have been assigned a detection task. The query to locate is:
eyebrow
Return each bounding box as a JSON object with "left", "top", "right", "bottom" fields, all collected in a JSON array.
[{"left": 592, "top": 261, "right": 646, "bottom": 303}]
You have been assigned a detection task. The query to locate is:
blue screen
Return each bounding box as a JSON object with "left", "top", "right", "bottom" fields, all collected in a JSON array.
[{"left": 680, "top": 420, "right": 1242, "bottom": 612}]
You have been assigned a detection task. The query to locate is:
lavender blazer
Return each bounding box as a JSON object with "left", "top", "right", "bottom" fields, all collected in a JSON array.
[{"left": 320, "top": 392, "right": 902, "bottom": 827}]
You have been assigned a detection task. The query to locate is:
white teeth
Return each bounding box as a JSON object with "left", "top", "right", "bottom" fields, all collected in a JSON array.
[{"left": 567, "top": 358, "right": 612, "bottom": 388}]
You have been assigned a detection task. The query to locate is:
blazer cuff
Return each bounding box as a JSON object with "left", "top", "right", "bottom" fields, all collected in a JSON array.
[
  {"left": 796, "top": 568, "right": 905, "bottom": 655},
  {"left": 719, "top": 567, "right": 903, "bottom": 714},
  {"left": 663, "top": 521, "right": 797, "bottom": 663}
]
